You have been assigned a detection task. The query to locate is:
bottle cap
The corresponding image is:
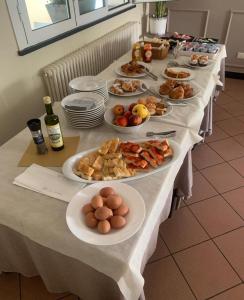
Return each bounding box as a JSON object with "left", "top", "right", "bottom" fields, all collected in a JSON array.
[
  {"left": 27, "top": 119, "right": 41, "bottom": 131},
  {"left": 43, "top": 96, "right": 52, "bottom": 104}
]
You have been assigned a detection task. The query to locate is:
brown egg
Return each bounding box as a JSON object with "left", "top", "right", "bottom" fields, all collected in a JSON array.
[
  {"left": 82, "top": 203, "right": 94, "bottom": 215},
  {"left": 85, "top": 212, "right": 98, "bottom": 228},
  {"left": 99, "top": 187, "right": 116, "bottom": 198},
  {"left": 110, "top": 216, "right": 126, "bottom": 229},
  {"left": 95, "top": 207, "right": 113, "bottom": 221},
  {"left": 91, "top": 195, "right": 103, "bottom": 209},
  {"left": 98, "top": 220, "right": 111, "bottom": 234},
  {"left": 113, "top": 203, "right": 129, "bottom": 217},
  {"left": 106, "top": 194, "right": 123, "bottom": 210}
]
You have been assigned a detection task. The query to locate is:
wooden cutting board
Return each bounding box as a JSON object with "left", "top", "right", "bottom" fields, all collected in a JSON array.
[{"left": 18, "top": 136, "right": 80, "bottom": 167}]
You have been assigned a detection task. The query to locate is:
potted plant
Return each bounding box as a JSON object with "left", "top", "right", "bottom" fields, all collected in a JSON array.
[
  {"left": 46, "top": 0, "right": 68, "bottom": 23},
  {"left": 149, "top": 1, "right": 168, "bottom": 36}
]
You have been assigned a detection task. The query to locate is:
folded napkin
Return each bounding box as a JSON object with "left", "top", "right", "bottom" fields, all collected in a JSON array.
[{"left": 13, "top": 164, "right": 85, "bottom": 202}]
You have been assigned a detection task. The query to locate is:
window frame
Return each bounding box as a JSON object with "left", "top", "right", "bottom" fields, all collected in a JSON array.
[{"left": 6, "top": 0, "right": 135, "bottom": 55}]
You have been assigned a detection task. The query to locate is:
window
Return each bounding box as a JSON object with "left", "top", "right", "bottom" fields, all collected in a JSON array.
[{"left": 6, "top": 0, "right": 134, "bottom": 54}]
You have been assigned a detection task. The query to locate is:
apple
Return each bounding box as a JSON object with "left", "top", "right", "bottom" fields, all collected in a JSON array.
[
  {"left": 128, "top": 115, "right": 142, "bottom": 126},
  {"left": 128, "top": 103, "right": 137, "bottom": 112},
  {"left": 115, "top": 116, "right": 128, "bottom": 127},
  {"left": 113, "top": 105, "right": 124, "bottom": 116},
  {"left": 124, "top": 111, "right": 132, "bottom": 119}
]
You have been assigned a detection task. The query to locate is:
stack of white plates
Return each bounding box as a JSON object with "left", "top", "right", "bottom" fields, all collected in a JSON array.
[
  {"left": 69, "top": 76, "right": 109, "bottom": 105},
  {"left": 61, "top": 92, "right": 105, "bottom": 129}
]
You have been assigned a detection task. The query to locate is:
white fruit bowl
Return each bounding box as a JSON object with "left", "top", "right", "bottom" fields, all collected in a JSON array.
[{"left": 104, "top": 106, "right": 150, "bottom": 134}]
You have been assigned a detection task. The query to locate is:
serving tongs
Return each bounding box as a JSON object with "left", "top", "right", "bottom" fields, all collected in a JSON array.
[
  {"left": 146, "top": 130, "right": 176, "bottom": 138},
  {"left": 141, "top": 66, "right": 158, "bottom": 81}
]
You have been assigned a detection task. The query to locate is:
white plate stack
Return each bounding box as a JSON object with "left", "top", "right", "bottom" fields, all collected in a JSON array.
[
  {"left": 61, "top": 92, "right": 105, "bottom": 129},
  {"left": 69, "top": 76, "right": 109, "bottom": 105}
]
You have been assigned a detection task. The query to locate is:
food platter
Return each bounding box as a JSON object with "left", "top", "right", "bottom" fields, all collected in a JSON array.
[
  {"left": 62, "top": 138, "right": 180, "bottom": 184},
  {"left": 162, "top": 67, "right": 195, "bottom": 81},
  {"left": 149, "top": 104, "right": 173, "bottom": 119},
  {"left": 115, "top": 62, "right": 152, "bottom": 78},
  {"left": 66, "top": 182, "right": 145, "bottom": 245},
  {"left": 107, "top": 78, "right": 148, "bottom": 97},
  {"left": 155, "top": 81, "right": 201, "bottom": 102}
]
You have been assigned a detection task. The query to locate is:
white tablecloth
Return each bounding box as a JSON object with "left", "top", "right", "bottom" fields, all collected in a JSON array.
[{"left": 0, "top": 46, "right": 226, "bottom": 300}]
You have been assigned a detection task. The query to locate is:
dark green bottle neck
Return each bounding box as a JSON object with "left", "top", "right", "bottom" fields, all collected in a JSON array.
[{"left": 45, "top": 103, "right": 54, "bottom": 115}]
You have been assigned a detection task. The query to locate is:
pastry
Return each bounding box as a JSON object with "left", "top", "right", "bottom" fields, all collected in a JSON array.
[{"left": 169, "top": 86, "right": 185, "bottom": 99}]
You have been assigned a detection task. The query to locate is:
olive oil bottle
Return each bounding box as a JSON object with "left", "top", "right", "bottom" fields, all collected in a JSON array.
[{"left": 43, "top": 96, "right": 64, "bottom": 151}]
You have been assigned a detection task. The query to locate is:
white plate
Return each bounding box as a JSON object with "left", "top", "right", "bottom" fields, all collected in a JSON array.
[
  {"left": 185, "top": 60, "right": 213, "bottom": 69},
  {"left": 154, "top": 82, "right": 201, "bottom": 102},
  {"left": 149, "top": 104, "right": 173, "bottom": 119},
  {"left": 66, "top": 182, "right": 145, "bottom": 245},
  {"left": 69, "top": 76, "right": 106, "bottom": 91},
  {"left": 62, "top": 139, "right": 180, "bottom": 184},
  {"left": 108, "top": 78, "right": 148, "bottom": 97},
  {"left": 115, "top": 62, "right": 153, "bottom": 78},
  {"left": 162, "top": 67, "right": 195, "bottom": 81}
]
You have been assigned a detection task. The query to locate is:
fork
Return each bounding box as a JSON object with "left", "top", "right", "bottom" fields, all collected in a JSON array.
[{"left": 146, "top": 130, "right": 176, "bottom": 138}]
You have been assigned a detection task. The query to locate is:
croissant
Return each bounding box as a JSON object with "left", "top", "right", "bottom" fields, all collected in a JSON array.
[{"left": 169, "top": 86, "right": 185, "bottom": 99}]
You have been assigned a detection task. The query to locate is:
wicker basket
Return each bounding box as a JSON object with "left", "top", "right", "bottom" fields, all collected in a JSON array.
[{"left": 140, "top": 41, "right": 169, "bottom": 60}]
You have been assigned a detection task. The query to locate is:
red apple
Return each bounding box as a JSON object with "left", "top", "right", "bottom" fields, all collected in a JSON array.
[
  {"left": 115, "top": 116, "right": 128, "bottom": 127},
  {"left": 113, "top": 105, "right": 124, "bottom": 116},
  {"left": 128, "top": 103, "right": 137, "bottom": 112},
  {"left": 128, "top": 115, "right": 142, "bottom": 126},
  {"left": 124, "top": 111, "right": 132, "bottom": 119}
]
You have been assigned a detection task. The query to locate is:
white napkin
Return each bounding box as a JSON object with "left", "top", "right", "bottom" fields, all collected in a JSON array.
[{"left": 13, "top": 164, "right": 85, "bottom": 202}]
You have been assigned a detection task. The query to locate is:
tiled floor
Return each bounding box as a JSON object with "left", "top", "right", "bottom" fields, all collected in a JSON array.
[{"left": 1, "top": 78, "right": 244, "bottom": 299}]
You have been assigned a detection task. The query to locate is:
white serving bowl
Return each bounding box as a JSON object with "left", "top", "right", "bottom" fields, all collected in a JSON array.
[{"left": 104, "top": 106, "right": 150, "bottom": 134}]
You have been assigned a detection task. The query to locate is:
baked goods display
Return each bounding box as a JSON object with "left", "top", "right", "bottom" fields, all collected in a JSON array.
[
  {"left": 120, "top": 61, "right": 145, "bottom": 76},
  {"left": 74, "top": 138, "right": 173, "bottom": 181},
  {"left": 111, "top": 104, "right": 149, "bottom": 127},
  {"left": 135, "top": 96, "right": 168, "bottom": 116},
  {"left": 109, "top": 79, "right": 141, "bottom": 95},
  {"left": 159, "top": 80, "right": 194, "bottom": 100},
  {"left": 164, "top": 68, "right": 190, "bottom": 79},
  {"left": 81, "top": 186, "right": 129, "bottom": 234},
  {"left": 190, "top": 54, "right": 209, "bottom": 66}
]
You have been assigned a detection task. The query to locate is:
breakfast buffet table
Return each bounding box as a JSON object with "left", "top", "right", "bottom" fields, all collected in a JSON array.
[{"left": 0, "top": 46, "right": 226, "bottom": 300}]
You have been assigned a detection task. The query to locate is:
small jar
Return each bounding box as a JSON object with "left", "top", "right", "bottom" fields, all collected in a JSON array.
[
  {"left": 27, "top": 119, "right": 48, "bottom": 154},
  {"left": 132, "top": 43, "right": 142, "bottom": 61},
  {"left": 143, "top": 43, "right": 152, "bottom": 63}
]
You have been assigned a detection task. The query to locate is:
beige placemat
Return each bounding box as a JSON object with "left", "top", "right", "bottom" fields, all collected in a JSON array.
[{"left": 18, "top": 136, "right": 80, "bottom": 167}]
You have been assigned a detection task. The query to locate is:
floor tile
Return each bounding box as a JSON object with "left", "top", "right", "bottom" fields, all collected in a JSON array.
[
  {"left": 237, "top": 114, "right": 244, "bottom": 123},
  {"left": 229, "top": 157, "right": 244, "bottom": 176},
  {"left": 216, "top": 93, "right": 234, "bottom": 106},
  {"left": 174, "top": 240, "right": 241, "bottom": 300},
  {"left": 225, "top": 79, "right": 244, "bottom": 100},
  {"left": 143, "top": 256, "right": 195, "bottom": 300},
  {"left": 192, "top": 164, "right": 197, "bottom": 172},
  {"left": 190, "top": 195, "right": 243, "bottom": 237},
  {"left": 187, "top": 171, "right": 218, "bottom": 204},
  {"left": 201, "top": 163, "right": 244, "bottom": 193},
  {"left": 214, "top": 228, "right": 244, "bottom": 280},
  {"left": 0, "top": 272, "right": 20, "bottom": 300},
  {"left": 160, "top": 207, "right": 208, "bottom": 253},
  {"left": 21, "top": 275, "right": 69, "bottom": 300},
  {"left": 208, "top": 137, "right": 244, "bottom": 161},
  {"left": 148, "top": 236, "right": 170, "bottom": 263},
  {"left": 192, "top": 144, "right": 224, "bottom": 170},
  {"left": 217, "top": 102, "right": 244, "bottom": 117},
  {"left": 233, "top": 133, "right": 244, "bottom": 147},
  {"left": 60, "top": 295, "right": 78, "bottom": 300},
  {"left": 213, "top": 105, "right": 232, "bottom": 122},
  {"left": 216, "top": 118, "right": 244, "bottom": 136},
  {"left": 205, "top": 125, "right": 229, "bottom": 143},
  {"left": 222, "top": 188, "right": 244, "bottom": 219},
  {"left": 210, "top": 284, "right": 244, "bottom": 300}
]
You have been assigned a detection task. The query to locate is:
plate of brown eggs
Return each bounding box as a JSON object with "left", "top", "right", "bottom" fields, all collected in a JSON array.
[{"left": 66, "top": 182, "right": 145, "bottom": 245}]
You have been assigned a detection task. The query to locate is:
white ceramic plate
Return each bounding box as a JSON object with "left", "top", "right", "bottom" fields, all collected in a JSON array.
[
  {"left": 115, "top": 62, "right": 153, "bottom": 78},
  {"left": 69, "top": 76, "right": 106, "bottom": 91},
  {"left": 162, "top": 67, "right": 195, "bottom": 81},
  {"left": 66, "top": 182, "right": 145, "bottom": 245},
  {"left": 149, "top": 104, "right": 173, "bottom": 119},
  {"left": 185, "top": 60, "right": 213, "bottom": 69},
  {"left": 154, "top": 82, "right": 201, "bottom": 103},
  {"left": 62, "top": 139, "right": 180, "bottom": 184},
  {"left": 107, "top": 78, "right": 148, "bottom": 97}
]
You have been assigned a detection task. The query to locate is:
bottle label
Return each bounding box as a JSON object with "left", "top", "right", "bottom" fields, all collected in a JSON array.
[
  {"left": 46, "top": 124, "right": 63, "bottom": 148},
  {"left": 31, "top": 130, "right": 45, "bottom": 145},
  {"left": 145, "top": 50, "right": 152, "bottom": 61}
]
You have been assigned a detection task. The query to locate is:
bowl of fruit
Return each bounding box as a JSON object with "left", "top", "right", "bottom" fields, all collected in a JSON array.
[{"left": 104, "top": 103, "right": 150, "bottom": 134}]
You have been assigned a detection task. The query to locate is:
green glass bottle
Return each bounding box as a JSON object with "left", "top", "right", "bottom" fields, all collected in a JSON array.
[{"left": 43, "top": 96, "right": 64, "bottom": 151}]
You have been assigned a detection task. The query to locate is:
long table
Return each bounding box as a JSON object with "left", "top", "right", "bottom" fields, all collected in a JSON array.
[{"left": 0, "top": 47, "right": 226, "bottom": 300}]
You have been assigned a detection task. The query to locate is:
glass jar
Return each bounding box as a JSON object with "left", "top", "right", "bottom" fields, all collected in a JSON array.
[{"left": 143, "top": 43, "right": 152, "bottom": 63}]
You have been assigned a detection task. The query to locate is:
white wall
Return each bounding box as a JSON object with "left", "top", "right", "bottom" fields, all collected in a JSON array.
[{"left": 0, "top": 2, "right": 143, "bottom": 145}]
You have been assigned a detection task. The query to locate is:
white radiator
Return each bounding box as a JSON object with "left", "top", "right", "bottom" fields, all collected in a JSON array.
[{"left": 42, "top": 22, "right": 139, "bottom": 101}]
